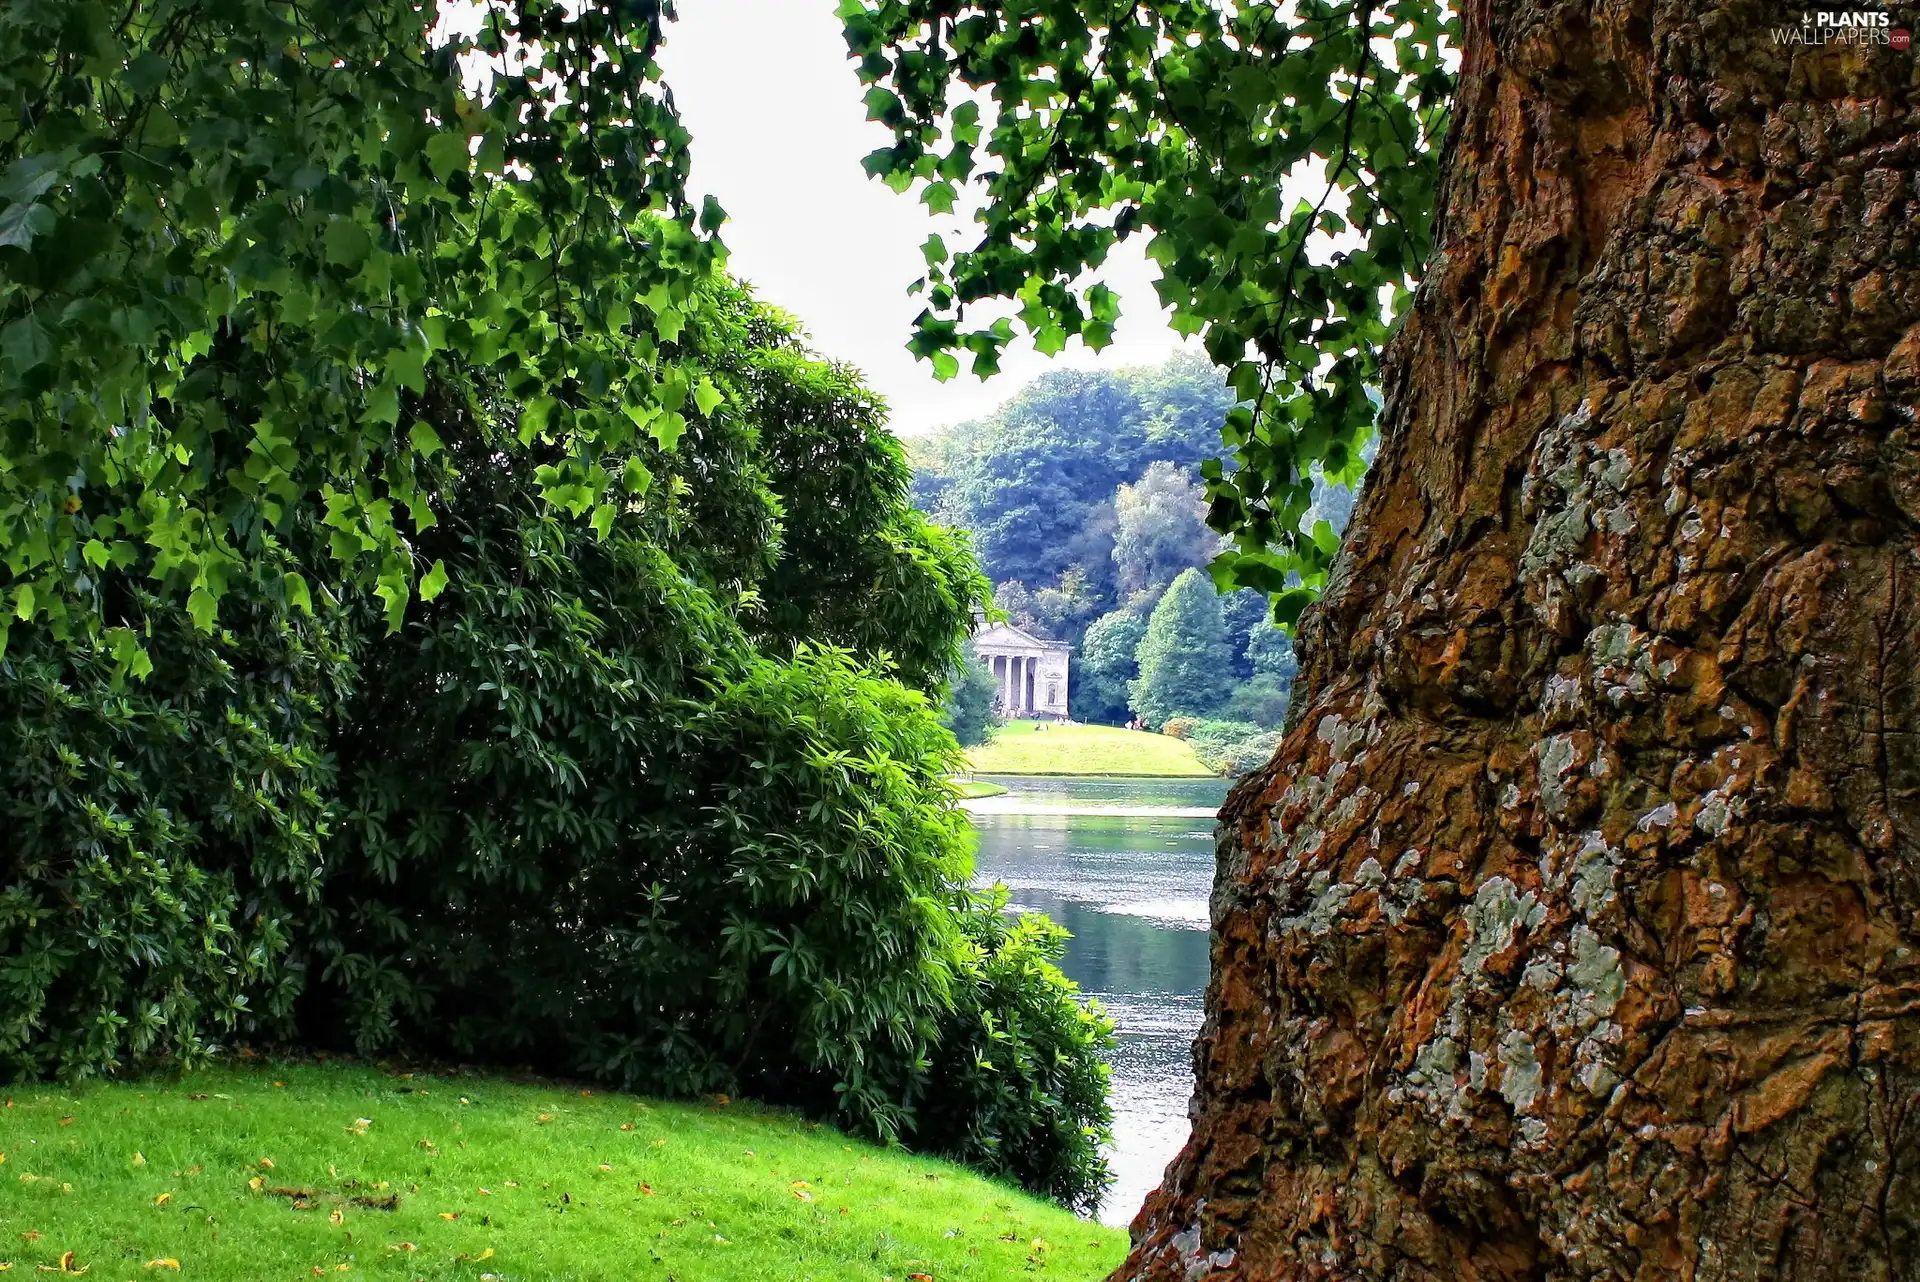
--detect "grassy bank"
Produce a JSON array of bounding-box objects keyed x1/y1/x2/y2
[
  {"x1": 0, "y1": 1062, "x2": 1126, "y2": 1282},
  {"x1": 964, "y1": 722, "x2": 1213, "y2": 777},
  {"x1": 952, "y1": 779, "x2": 1009, "y2": 799}
]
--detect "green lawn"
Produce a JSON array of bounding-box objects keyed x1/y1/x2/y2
[
  {"x1": 951, "y1": 780, "x2": 1009, "y2": 799},
  {"x1": 964, "y1": 722, "x2": 1213, "y2": 777},
  {"x1": 0, "y1": 1062, "x2": 1126, "y2": 1282}
]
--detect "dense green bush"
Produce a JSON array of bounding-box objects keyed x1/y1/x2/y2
[
  {"x1": 1224, "y1": 673, "x2": 1293, "y2": 729},
  {"x1": 0, "y1": 0, "x2": 1107, "y2": 1214},
  {"x1": 911, "y1": 890, "x2": 1114, "y2": 1213},
  {"x1": 1181, "y1": 719, "x2": 1287, "y2": 777},
  {"x1": 0, "y1": 287, "x2": 1110, "y2": 1210},
  {"x1": 0, "y1": 519, "x2": 362, "y2": 1078}
]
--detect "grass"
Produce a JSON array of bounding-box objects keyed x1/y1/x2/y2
[
  {"x1": 0, "y1": 1061, "x2": 1127, "y2": 1282},
  {"x1": 963, "y1": 722, "x2": 1213, "y2": 777},
  {"x1": 950, "y1": 780, "x2": 1008, "y2": 799}
]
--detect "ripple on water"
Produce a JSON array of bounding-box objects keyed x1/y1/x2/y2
[{"x1": 964, "y1": 774, "x2": 1225, "y2": 1226}]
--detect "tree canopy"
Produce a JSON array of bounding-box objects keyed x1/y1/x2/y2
[
  {"x1": 1130, "y1": 567, "x2": 1233, "y2": 727},
  {"x1": 843, "y1": 0, "x2": 1452, "y2": 625},
  {"x1": 911, "y1": 354, "x2": 1233, "y2": 594}
]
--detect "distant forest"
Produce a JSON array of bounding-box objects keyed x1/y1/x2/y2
[{"x1": 912, "y1": 355, "x2": 1365, "y2": 749}]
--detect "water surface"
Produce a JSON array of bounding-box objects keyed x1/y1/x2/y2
[{"x1": 965, "y1": 774, "x2": 1227, "y2": 1227}]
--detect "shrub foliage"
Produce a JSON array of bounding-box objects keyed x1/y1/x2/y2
[
  {"x1": 0, "y1": 0, "x2": 1113, "y2": 1212},
  {"x1": 0, "y1": 292, "x2": 1112, "y2": 1207}
]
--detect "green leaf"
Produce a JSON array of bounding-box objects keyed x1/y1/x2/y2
[
  {"x1": 12, "y1": 582, "x2": 34, "y2": 621},
  {"x1": 324, "y1": 218, "x2": 372, "y2": 268},
  {"x1": 2, "y1": 315, "x2": 52, "y2": 370},
  {"x1": 283, "y1": 571, "x2": 312, "y2": 614},
  {"x1": 0, "y1": 201, "x2": 55, "y2": 250},
  {"x1": 590, "y1": 502, "x2": 616, "y2": 540},
  {"x1": 0, "y1": 155, "x2": 61, "y2": 204},
  {"x1": 418, "y1": 558, "x2": 449, "y2": 601},
  {"x1": 651, "y1": 411, "x2": 687, "y2": 452},
  {"x1": 423, "y1": 131, "x2": 470, "y2": 181},
  {"x1": 1272, "y1": 587, "x2": 1316, "y2": 628},
  {"x1": 692, "y1": 378, "x2": 723, "y2": 417},
  {"x1": 187, "y1": 586, "x2": 217, "y2": 632},
  {"x1": 519, "y1": 396, "x2": 557, "y2": 444},
  {"x1": 699, "y1": 195, "x2": 727, "y2": 233},
  {"x1": 409, "y1": 421, "x2": 444, "y2": 456},
  {"x1": 921, "y1": 181, "x2": 956, "y2": 214}
]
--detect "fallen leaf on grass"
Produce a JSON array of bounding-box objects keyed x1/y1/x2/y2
[
  {"x1": 388, "y1": 1243, "x2": 416, "y2": 1253},
  {"x1": 131, "y1": 1154, "x2": 144, "y2": 1167},
  {"x1": 346, "y1": 1119, "x2": 372, "y2": 1137},
  {"x1": 477, "y1": 1188, "x2": 491, "y2": 1196},
  {"x1": 637, "y1": 1183, "x2": 654, "y2": 1196},
  {"x1": 153, "y1": 1194, "x2": 171, "y2": 1206},
  {"x1": 37, "y1": 1251, "x2": 85, "y2": 1274},
  {"x1": 248, "y1": 1178, "x2": 263, "y2": 1192},
  {"x1": 438, "y1": 1213, "x2": 459, "y2": 1222},
  {"x1": 536, "y1": 1113, "x2": 553, "y2": 1124},
  {"x1": 598, "y1": 1164, "x2": 611, "y2": 1172},
  {"x1": 57, "y1": 1118, "x2": 72, "y2": 1128},
  {"x1": 910, "y1": 1274, "x2": 935, "y2": 1281},
  {"x1": 619, "y1": 1123, "x2": 633, "y2": 1132},
  {"x1": 0, "y1": 1264, "x2": 12, "y2": 1272},
  {"x1": 454, "y1": 1250, "x2": 494, "y2": 1263},
  {"x1": 329, "y1": 1210, "x2": 343, "y2": 1226},
  {"x1": 258, "y1": 1157, "x2": 275, "y2": 1169}
]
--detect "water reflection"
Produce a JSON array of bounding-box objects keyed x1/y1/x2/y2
[{"x1": 966, "y1": 774, "x2": 1226, "y2": 1227}]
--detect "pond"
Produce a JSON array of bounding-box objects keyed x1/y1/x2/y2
[{"x1": 964, "y1": 773, "x2": 1230, "y2": 1228}]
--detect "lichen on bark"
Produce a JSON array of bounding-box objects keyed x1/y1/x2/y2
[{"x1": 1118, "y1": 1, "x2": 1920, "y2": 1277}]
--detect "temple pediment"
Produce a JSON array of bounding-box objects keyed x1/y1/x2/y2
[
  {"x1": 972, "y1": 620, "x2": 1071, "y2": 719},
  {"x1": 973, "y1": 620, "x2": 1069, "y2": 653}
]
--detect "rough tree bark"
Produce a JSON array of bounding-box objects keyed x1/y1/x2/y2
[{"x1": 1120, "y1": 1, "x2": 1920, "y2": 1277}]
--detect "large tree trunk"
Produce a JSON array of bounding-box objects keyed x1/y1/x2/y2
[{"x1": 1119, "y1": 2, "x2": 1920, "y2": 1278}]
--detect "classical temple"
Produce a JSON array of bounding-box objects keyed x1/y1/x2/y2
[{"x1": 972, "y1": 620, "x2": 1070, "y2": 720}]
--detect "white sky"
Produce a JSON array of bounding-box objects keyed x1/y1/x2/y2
[{"x1": 657, "y1": 0, "x2": 1197, "y2": 437}]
